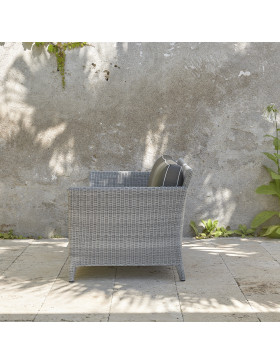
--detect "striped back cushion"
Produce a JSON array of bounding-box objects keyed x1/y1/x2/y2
[{"x1": 148, "y1": 155, "x2": 184, "y2": 187}]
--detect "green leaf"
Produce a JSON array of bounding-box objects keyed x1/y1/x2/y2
[
  {"x1": 264, "y1": 166, "x2": 277, "y2": 177},
  {"x1": 233, "y1": 230, "x2": 241, "y2": 235},
  {"x1": 270, "y1": 171, "x2": 280, "y2": 179},
  {"x1": 190, "y1": 221, "x2": 199, "y2": 236},
  {"x1": 264, "y1": 134, "x2": 275, "y2": 138},
  {"x1": 261, "y1": 225, "x2": 280, "y2": 236},
  {"x1": 266, "y1": 104, "x2": 278, "y2": 114},
  {"x1": 264, "y1": 134, "x2": 280, "y2": 150},
  {"x1": 273, "y1": 138, "x2": 280, "y2": 150},
  {"x1": 251, "y1": 210, "x2": 279, "y2": 228},
  {"x1": 213, "y1": 220, "x2": 218, "y2": 228},
  {"x1": 270, "y1": 180, "x2": 280, "y2": 196},
  {"x1": 256, "y1": 184, "x2": 275, "y2": 195},
  {"x1": 227, "y1": 230, "x2": 234, "y2": 235},
  {"x1": 196, "y1": 233, "x2": 206, "y2": 239},
  {"x1": 238, "y1": 224, "x2": 246, "y2": 232},
  {"x1": 265, "y1": 165, "x2": 280, "y2": 180},
  {"x1": 256, "y1": 182, "x2": 280, "y2": 197},
  {"x1": 263, "y1": 152, "x2": 278, "y2": 164},
  {"x1": 47, "y1": 44, "x2": 54, "y2": 53},
  {"x1": 246, "y1": 229, "x2": 255, "y2": 235}
]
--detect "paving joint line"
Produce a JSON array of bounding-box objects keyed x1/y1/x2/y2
[
  {"x1": 172, "y1": 266, "x2": 184, "y2": 322},
  {"x1": 107, "y1": 267, "x2": 117, "y2": 322},
  {"x1": 208, "y1": 240, "x2": 261, "y2": 322},
  {"x1": 260, "y1": 243, "x2": 280, "y2": 266},
  {"x1": 247, "y1": 241, "x2": 280, "y2": 322},
  {"x1": 2, "y1": 241, "x2": 31, "y2": 276},
  {"x1": 33, "y1": 253, "x2": 69, "y2": 322}
]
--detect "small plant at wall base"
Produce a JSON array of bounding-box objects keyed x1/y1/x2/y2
[
  {"x1": 34, "y1": 42, "x2": 88, "y2": 88},
  {"x1": 190, "y1": 220, "x2": 256, "y2": 239},
  {"x1": 0, "y1": 229, "x2": 44, "y2": 240},
  {"x1": 0, "y1": 230, "x2": 25, "y2": 239},
  {"x1": 233, "y1": 224, "x2": 255, "y2": 238},
  {"x1": 190, "y1": 219, "x2": 234, "y2": 239},
  {"x1": 251, "y1": 104, "x2": 280, "y2": 238}
]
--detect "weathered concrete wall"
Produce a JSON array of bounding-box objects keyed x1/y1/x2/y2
[{"x1": 0, "y1": 42, "x2": 279, "y2": 237}]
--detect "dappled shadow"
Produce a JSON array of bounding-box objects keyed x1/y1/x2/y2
[
  {"x1": 0, "y1": 238, "x2": 280, "y2": 321},
  {"x1": 2, "y1": 42, "x2": 280, "y2": 237},
  {"x1": 186, "y1": 240, "x2": 258, "y2": 257},
  {"x1": 2, "y1": 43, "x2": 280, "y2": 322}
]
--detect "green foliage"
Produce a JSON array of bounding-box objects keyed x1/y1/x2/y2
[
  {"x1": 215, "y1": 226, "x2": 235, "y2": 237},
  {"x1": 263, "y1": 152, "x2": 279, "y2": 164},
  {"x1": 189, "y1": 221, "x2": 199, "y2": 236},
  {"x1": 233, "y1": 224, "x2": 255, "y2": 238},
  {"x1": 255, "y1": 181, "x2": 280, "y2": 197},
  {"x1": 251, "y1": 104, "x2": 280, "y2": 237},
  {"x1": 0, "y1": 230, "x2": 45, "y2": 240},
  {"x1": 34, "y1": 42, "x2": 88, "y2": 88},
  {"x1": 266, "y1": 104, "x2": 278, "y2": 114},
  {"x1": 0, "y1": 230, "x2": 26, "y2": 239},
  {"x1": 47, "y1": 44, "x2": 54, "y2": 53},
  {"x1": 190, "y1": 219, "x2": 234, "y2": 239},
  {"x1": 251, "y1": 211, "x2": 279, "y2": 229},
  {"x1": 201, "y1": 219, "x2": 219, "y2": 235},
  {"x1": 35, "y1": 42, "x2": 45, "y2": 47},
  {"x1": 259, "y1": 225, "x2": 280, "y2": 238}
]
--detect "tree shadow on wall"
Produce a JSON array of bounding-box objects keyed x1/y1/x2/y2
[{"x1": 3, "y1": 42, "x2": 276, "y2": 236}]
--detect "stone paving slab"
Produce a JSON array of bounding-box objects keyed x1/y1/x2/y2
[
  {"x1": 35, "y1": 263, "x2": 115, "y2": 322},
  {"x1": 109, "y1": 266, "x2": 183, "y2": 322},
  {"x1": 260, "y1": 242, "x2": 280, "y2": 263},
  {"x1": 0, "y1": 249, "x2": 26, "y2": 274},
  {"x1": 0, "y1": 277, "x2": 55, "y2": 321},
  {"x1": 0, "y1": 240, "x2": 30, "y2": 249},
  {"x1": 178, "y1": 240, "x2": 260, "y2": 321},
  {"x1": 0, "y1": 237, "x2": 280, "y2": 321}
]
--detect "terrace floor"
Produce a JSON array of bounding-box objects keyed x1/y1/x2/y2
[{"x1": 0, "y1": 237, "x2": 280, "y2": 321}]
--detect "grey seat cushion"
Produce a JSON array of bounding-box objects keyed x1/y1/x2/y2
[{"x1": 148, "y1": 155, "x2": 184, "y2": 187}]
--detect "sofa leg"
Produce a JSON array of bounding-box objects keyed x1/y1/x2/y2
[
  {"x1": 176, "y1": 263, "x2": 185, "y2": 281},
  {"x1": 69, "y1": 263, "x2": 76, "y2": 283}
]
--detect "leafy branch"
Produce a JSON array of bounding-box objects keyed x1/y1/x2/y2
[
  {"x1": 251, "y1": 104, "x2": 280, "y2": 238},
  {"x1": 34, "y1": 42, "x2": 88, "y2": 88}
]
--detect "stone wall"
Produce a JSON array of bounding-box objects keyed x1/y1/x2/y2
[{"x1": 0, "y1": 42, "x2": 279, "y2": 237}]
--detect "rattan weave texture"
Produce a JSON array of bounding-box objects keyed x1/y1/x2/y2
[{"x1": 68, "y1": 159, "x2": 192, "y2": 282}]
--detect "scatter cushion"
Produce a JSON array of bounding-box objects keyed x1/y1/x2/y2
[{"x1": 148, "y1": 155, "x2": 184, "y2": 187}]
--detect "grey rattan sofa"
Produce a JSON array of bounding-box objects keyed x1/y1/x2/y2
[{"x1": 68, "y1": 158, "x2": 192, "y2": 282}]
